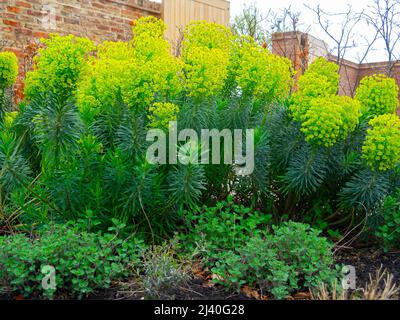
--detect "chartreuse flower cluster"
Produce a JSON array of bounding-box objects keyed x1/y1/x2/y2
[
  {"x1": 362, "y1": 114, "x2": 400, "y2": 172},
  {"x1": 297, "y1": 57, "x2": 339, "y2": 97},
  {"x1": 148, "y1": 102, "x2": 180, "y2": 130},
  {"x1": 25, "y1": 34, "x2": 95, "y2": 99},
  {"x1": 77, "y1": 56, "x2": 132, "y2": 116},
  {"x1": 182, "y1": 21, "x2": 233, "y2": 52},
  {"x1": 182, "y1": 21, "x2": 233, "y2": 98},
  {"x1": 233, "y1": 37, "x2": 293, "y2": 102},
  {"x1": 355, "y1": 74, "x2": 399, "y2": 117},
  {"x1": 183, "y1": 46, "x2": 230, "y2": 97},
  {"x1": 132, "y1": 16, "x2": 169, "y2": 61},
  {"x1": 0, "y1": 52, "x2": 18, "y2": 90},
  {"x1": 301, "y1": 96, "x2": 361, "y2": 147},
  {"x1": 3, "y1": 111, "x2": 18, "y2": 128},
  {"x1": 290, "y1": 58, "x2": 339, "y2": 122},
  {"x1": 77, "y1": 17, "x2": 183, "y2": 113}
]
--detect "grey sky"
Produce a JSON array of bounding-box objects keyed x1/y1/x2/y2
[{"x1": 230, "y1": 0, "x2": 399, "y2": 63}]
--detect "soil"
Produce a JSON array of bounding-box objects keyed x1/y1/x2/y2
[{"x1": 335, "y1": 248, "x2": 400, "y2": 289}]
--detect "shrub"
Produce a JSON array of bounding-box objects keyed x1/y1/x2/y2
[
  {"x1": 0, "y1": 223, "x2": 145, "y2": 299},
  {"x1": 362, "y1": 114, "x2": 400, "y2": 171},
  {"x1": 297, "y1": 57, "x2": 339, "y2": 96},
  {"x1": 77, "y1": 55, "x2": 132, "y2": 115},
  {"x1": 376, "y1": 190, "x2": 400, "y2": 251},
  {"x1": 178, "y1": 199, "x2": 273, "y2": 260},
  {"x1": 178, "y1": 202, "x2": 337, "y2": 299},
  {"x1": 0, "y1": 52, "x2": 18, "y2": 90},
  {"x1": 211, "y1": 222, "x2": 338, "y2": 299},
  {"x1": 183, "y1": 21, "x2": 233, "y2": 52},
  {"x1": 355, "y1": 74, "x2": 399, "y2": 117},
  {"x1": 24, "y1": 34, "x2": 95, "y2": 99},
  {"x1": 183, "y1": 46, "x2": 230, "y2": 98}
]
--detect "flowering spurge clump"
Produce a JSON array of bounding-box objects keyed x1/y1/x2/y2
[
  {"x1": 290, "y1": 58, "x2": 339, "y2": 122},
  {"x1": 362, "y1": 114, "x2": 400, "y2": 171},
  {"x1": 125, "y1": 17, "x2": 183, "y2": 107},
  {"x1": 301, "y1": 96, "x2": 361, "y2": 147},
  {"x1": 77, "y1": 17, "x2": 183, "y2": 113},
  {"x1": 0, "y1": 52, "x2": 18, "y2": 90},
  {"x1": 182, "y1": 21, "x2": 232, "y2": 98},
  {"x1": 148, "y1": 102, "x2": 179, "y2": 130},
  {"x1": 77, "y1": 51, "x2": 132, "y2": 116},
  {"x1": 355, "y1": 74, "x2": 399, "y2": 117},
  {"x1": 233, "y1": 38, "x2": 294, "y2": 103},
  {"x1": 24, "y1": 34, "x2": 95, "y2": 99}
]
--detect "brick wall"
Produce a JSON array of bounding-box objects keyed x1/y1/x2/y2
[{"x1": 0, "y1": 0, "x2": 161, "y2": 100}]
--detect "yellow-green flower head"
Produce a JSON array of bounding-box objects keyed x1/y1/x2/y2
[
  {"x1": 97, "y1": 41, "x2": 135, "y2": 60},
  {"x1": 362, "y1": 114, "x2": 400, "y2": 172},
  {"x1": 182, "y1": 21, "x2": 232, "y2": 98},
  {"x1": 132, "y1": 16, "x2": 169, "y2": 61},
  {"x1": 122, "y1": 54, "x2": 183, "y2": 108},
  {"x1": 0, "y1": 52, "x2": 18, "y2": 90},
  {"x1": 24, "y1": 34, "x2": 95, "y2": 99},
  {"x1": 234, "y1": 38, "x2": 293, "y2": 102},
  {"x1": 184, "y1": 46, "x2": 229, "y2": 97},
  {"x1": 290, "y1": 58, "x2": 339, "y2": 121},
  {"x1": 77, "y1": 57, "x2": 132, "y2": 114},
  {"x1": 301, "y1": 95, "x2": 361, "y2": 147},
  {"x1": 148, "y1": 102, "x2": 179, "y2": 130},
  {"x1": 3, "y1": 111, "x2": 18, "y2": 128},
  {"x1": 355, "y1": 74, "x2": 399, "y2": 117},
  {"x1": 77, "y1": 17, "x2": 183, "y2": 113},
  {"x1": 297, "y1": 57, "x2": 339, "y2": 97},
  {"x1": 182, "y1": 21, "x2": 233, "y2": 53}
]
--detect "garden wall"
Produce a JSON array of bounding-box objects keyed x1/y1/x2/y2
[{"x1": 1, "y1": 0, "x2": 162, "y2": 100}]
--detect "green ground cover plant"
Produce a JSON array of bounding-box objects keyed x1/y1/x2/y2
[
  {"x1": 178, "y1": 202, "x2": 338, "y2": 299},
  {"x1": 0, "y1": 222, "x2": 145, "y2": 299}
]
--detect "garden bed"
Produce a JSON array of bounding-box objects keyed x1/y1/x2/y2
[{"x1": 1, "y1": 17, "x2": 399, "y2": 301}]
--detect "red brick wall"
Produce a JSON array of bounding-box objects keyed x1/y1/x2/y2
[
  {"x1": 0, "y1": 0, "x2": 161, "y2": 101},
  {"x1": 330, "y1": 56, "x2": 400, "y2": 102}
]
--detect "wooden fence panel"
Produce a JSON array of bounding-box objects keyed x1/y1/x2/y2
[{"x1": 162, "y1": 0, "x2": 230, "y2": 54}]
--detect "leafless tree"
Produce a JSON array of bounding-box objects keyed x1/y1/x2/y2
[
  {"x1": 363, "y1": 0, "x2": 400, "y2": 76},
  {"x1": 306, "y1": 4, "x2": 364, "y2": 73},
  {"x1": 270, "y1": 6, "x2": 306, "y2": 33},
  {"x1": 231, "y1": 2, "x2": 271, "y2": 45}
]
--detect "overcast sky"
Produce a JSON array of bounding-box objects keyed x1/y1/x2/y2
[{"x1": 230, "y1": 0, "x2": 399, "y2": 63}]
